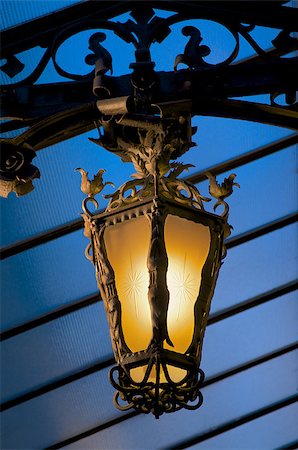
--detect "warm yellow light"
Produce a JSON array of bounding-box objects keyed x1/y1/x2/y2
[
  {"x1": 164, "y1": 215, "x2": 211, "y2": 354},
  {"x1": 104, "y1": 216, "x2": 152, "y2": 353},
  {"x1": 130, "y1": 362, "x2": 187, "y2": 384},
  {"x1": 104, "y1": 212, "x2": 211, "y2": 384}
]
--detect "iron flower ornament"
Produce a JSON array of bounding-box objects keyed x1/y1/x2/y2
[{"x1": 0, "y1": 142, "x2": 40, "y2": 198}]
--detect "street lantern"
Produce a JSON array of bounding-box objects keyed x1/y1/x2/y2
[
  {"x1": 78, "y1": 109, "x2": 238, "y2": 418},
  {"x1": 0, "y1": 0, "x2": 295, "y2": 428}
]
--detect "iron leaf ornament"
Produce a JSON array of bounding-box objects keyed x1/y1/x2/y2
[
  {"x1": 85, "y1": 32, "x2": 113, "y2": 76},
  {"x1": 90, "y1": 113, "x2": 197, "y2": 180},
  {"x1": 174, "y1": 26, "x2": 211, "y2": 71}
]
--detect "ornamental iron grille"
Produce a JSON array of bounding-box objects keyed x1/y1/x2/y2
[
  {"x1": 1, "y1": 0, "x2": 297, "y2": 418},
  {"x1": 1, "y1": 1, "x2": 297, "y2": 196}
]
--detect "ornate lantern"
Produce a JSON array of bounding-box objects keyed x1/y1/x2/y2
[{"x1": 78, "y1": 107, "x2": 238, "y2": 418}]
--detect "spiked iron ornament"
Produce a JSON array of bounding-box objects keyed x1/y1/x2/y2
[{"x1": 77, "y1": 110, "x2": 238, "y2": 418}]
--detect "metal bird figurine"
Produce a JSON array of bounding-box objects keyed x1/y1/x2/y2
[
  {"x1": 76, "y1": 168, "x2": 114, "y2": 198},
  {"x1": 205, "y1": 172, "x2": 239, "y2": 243},
  {"x1": 206, "y1": 172, "x2": 240, "y2": 202},
  {"x1": 206, "y1": 172, "x2": 240, "y2": 219}
]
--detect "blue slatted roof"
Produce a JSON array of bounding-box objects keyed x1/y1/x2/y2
[{"x1": 1, "y1": 1, "x2": 297, "y2": 449}]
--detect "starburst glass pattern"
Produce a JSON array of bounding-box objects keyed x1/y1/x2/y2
[
  {"x1": 168, "y1": 253, "x2": 198, "y2": 321},
  {"x1": 123, "y1": 255, "x2": 147, "y2": 318},
  {"x1": 104, "y1": 215, "x2": 152, "y2": 353},
  {"x1": 164, "y1": 214, "x2": 211, "y2": 354}
]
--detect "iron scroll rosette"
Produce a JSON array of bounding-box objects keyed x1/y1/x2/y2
[{"x1": 85, "y1": 195, "x2": 225, "y2": 418}]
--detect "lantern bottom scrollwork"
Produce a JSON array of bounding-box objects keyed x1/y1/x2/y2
[{"x1": 109, "y1": 350, "x2": 205, "y2": 419}]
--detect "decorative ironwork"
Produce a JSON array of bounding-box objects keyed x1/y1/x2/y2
[
  {"x1": 90, "y1": 112, "x2": 197, "y2": 175},
  {"x1": 104, "y1": 177, "x2": 153, "y2": 212},
  {"x1": 109, "y1": 358, "x2": 205, "y2": 418},
  {"x1": 100, "y1": 170, "x2": 211, "y2": 214},
  {"x1": 0, "y1": 6, "x2": 171, "y2": 88},
  {"x1": 79, "y1": 184, "x2": 227, "y2": 417},
  {"x1": 2, "y1": 4, "x2": 297, "y2": 89},
  {"x1": 76, "y1": 168, "x2": 114, "y2": 198},
  {"x1": 147, "y1": 199, "x2": 173, "y2": 349},
  {"x1": 206, "y1": 172, "x2": 240, "y2": 220},
  {"x1": 92, "y1": 224, "x2": 132, "y2": 359},
  {"x1": 1, "y1": 2, "x2": 297, "y2": 187},
  {"x1": 86, "y1": 109, "x2": 215, "y2": 212},
  {"x1": 160, "y1": 165, "x2": 210, "y2": 210},
  {"x1": 174, "y1": 26, "x2": 212, "y2": 71},
  {"x1": 85, "y1": 32, "x2": 113, "y2": 76},
  {"x1": 0, "y1": 141, "x2": 40, "y2": 198},
  {"x1": 76, "y1": 168, "x2": 114, "y2": 260},
  {"x1": 77, "y1": 116, "x2": 236, "y2": 415}
]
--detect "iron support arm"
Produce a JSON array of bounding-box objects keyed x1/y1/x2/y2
[{"x1": 2, "y1": 57, "x2": 297, "y2": 126}]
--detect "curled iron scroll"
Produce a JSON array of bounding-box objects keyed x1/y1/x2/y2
[{"x1": 2, "y1": 8, "x2": 297, "y2": 87}]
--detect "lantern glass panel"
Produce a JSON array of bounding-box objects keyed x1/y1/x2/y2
[
  {"x1": 104, "y1": 215, "x2": 151, "y2": 353},
  {"x1": 164, "y1": 214, "x2": 211, "y2": 354},
  {"x1": 103, "y1": 205, "x2": 215, "y2": 386},
  {"x1": 129, "y1": 365, "x2": 188, "y2": 384}
]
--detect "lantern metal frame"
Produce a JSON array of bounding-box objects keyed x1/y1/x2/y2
[
  {"x1": 86, "y1": 196, "x2": 225, "y2": 418},
  {"x1": 78, "y1": 105, "x2": 237, "y2": 417}
]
